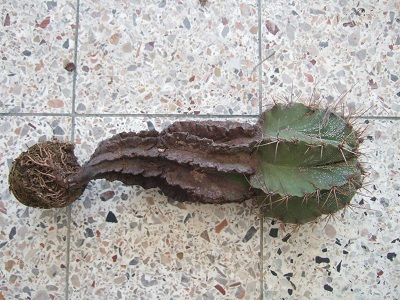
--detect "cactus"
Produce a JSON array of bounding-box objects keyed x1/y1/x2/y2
[
  {"x1": 251, "y1": 103, "x2": 363, "y2": 224},
  {"x1": 8, "y1": 102, "x2": 364, "y2": 225}
]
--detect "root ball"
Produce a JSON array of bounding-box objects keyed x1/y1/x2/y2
[{"x1": 9, "y1": 140, "x2": 85, "y2": 208}]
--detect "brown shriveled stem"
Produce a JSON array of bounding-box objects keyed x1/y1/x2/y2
[{"x1": 9, "y1": 121, "x2": 263, "y2": 208}]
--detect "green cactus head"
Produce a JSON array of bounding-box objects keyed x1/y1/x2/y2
[{"x1": 250, "y1": 103, "x2": 364, "y2": 224}]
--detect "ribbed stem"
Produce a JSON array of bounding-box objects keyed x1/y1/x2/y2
[{"x1": 68, "y1": 121, "x2": 262, "y2": 203}]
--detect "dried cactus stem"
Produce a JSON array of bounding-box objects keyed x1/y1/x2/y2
[{"x1": 68, "y1": 122, "x2": 261, "y2": 204}]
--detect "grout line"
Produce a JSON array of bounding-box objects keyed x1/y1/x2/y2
[
  {"x1": 69, "y1": 113, "x2": 260, "y2": 119},
  {"x1": 353, "y1": 116, "x2": 400, "y2": 120},
  {"x1": 71, "y1": 0, "x2": 81, "y2": 118},
  {"x1": 259, "y1": 206, "x2": 264, "y2": 300},
  {"x1": 257, "y1": 0, "x2": 264, "y2": 298},
  {"x1": 65, "y1": 0, "x2": 81, "y2": 299},
  {"x1": 257, "y1": 0, "x2": 263, "y2": 116},
  {"x1": 65, "y1": 206, "x2": 72, "y2": 300},
  {"x1": 0, "y1": 112, "x2": 261, "y2": 119},
  {"x1": 1, "y1": 112, "x2": 400, "y2": 121},
  {"x1": 0, "y1": 113, "x2": 73, "y2": 117}
]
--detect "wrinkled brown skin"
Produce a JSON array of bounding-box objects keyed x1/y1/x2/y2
[
  {"x1": 9, "y1": 141, "x2": 86, "y2": 208},
  {"x1": 9, "y1": 121, "x2": 264, "y2": 209}
]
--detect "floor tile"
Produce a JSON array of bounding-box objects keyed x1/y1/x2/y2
[
  {"x1": 0, "y1": 116, "x2": 72, "y2": 299},
  {"x1": 1, "y1": 1, "x2": 77, "y2": 113},
  {"x1": 75, "y1": 0, "x2": 260, "y2": 115},
  {"x1": 260, "y1": 0, "x2": 400, "y2": 117}
]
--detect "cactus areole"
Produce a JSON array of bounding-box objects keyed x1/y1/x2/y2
[{"x1": 9, "y1": 103, "x2": 364, "y2": 225}]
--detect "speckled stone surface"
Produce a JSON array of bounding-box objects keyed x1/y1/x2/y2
[
  {"x1": 0, "y1": 117, "x2": 72, "y2": 299},
  {"x1": 261, "y1": 0, "x2": 400, "y2": 116},
  {"x1": 75, "y1": 0, "x2": 260, "y2": 115},
  {"x1": 1, "y1": 1, "x2": 77, "y2": 113},
  {"x1": 1, "y1": 0, "x2": 399, "y2": 299}
]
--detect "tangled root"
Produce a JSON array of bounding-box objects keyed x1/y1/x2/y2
[{"x1": 9, "y1": 140, "x2": 85, "y2": 208}]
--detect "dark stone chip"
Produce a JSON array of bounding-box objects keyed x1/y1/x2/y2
[
  {"x1": 183, "y1": 213, "x2": 191, "y2": 224},
  {"x1": 106, "y1": 211, "x2": 118, "y2": 223},
  {"x1": 242, "y1": 226, "x2": 257, "y2": 243},
  {"x1": 85, "y1": 228, "x2": 94, "y2": 238},
  {"x1": 336, "y1": 260, "x2": 342, "y2": 272},
  {"x1": 269, "y1": 228, "x2": 278, "y2": 238},
  {"x1": 315, "y1": 256, "x2": 330, "y2": 264},
  {"x1": 22, "y1": 50, "x2": 31, "y2": 56},
  {"x1": 324, "y1": 284, "x2": 333, "y2": 292},
  {"x1": 129, "y1": 257, "x2": 139, "y2": 265},
  {"x1": 387, "y1": 252, "x2": 397, "y2": 261},
  {"x1": 147, "y1": 121, "x2": 155, "y2": 131},
  {"x1": 282, "y1": 233, "x2": 291, "y2": 242},
  {"x1": 64, "y1": 62, "x2": 75, "y2": 72},
  {"x1": 62, "y1": 39, "x2": 69, "y2": 49},
  {"x1": 9, "y1": 227, "x2": 16, "y2": 240}
]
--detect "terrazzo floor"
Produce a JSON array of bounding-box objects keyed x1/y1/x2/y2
[{"x1": 1, "y1": 0, "x2": 399, "y2": 299}]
